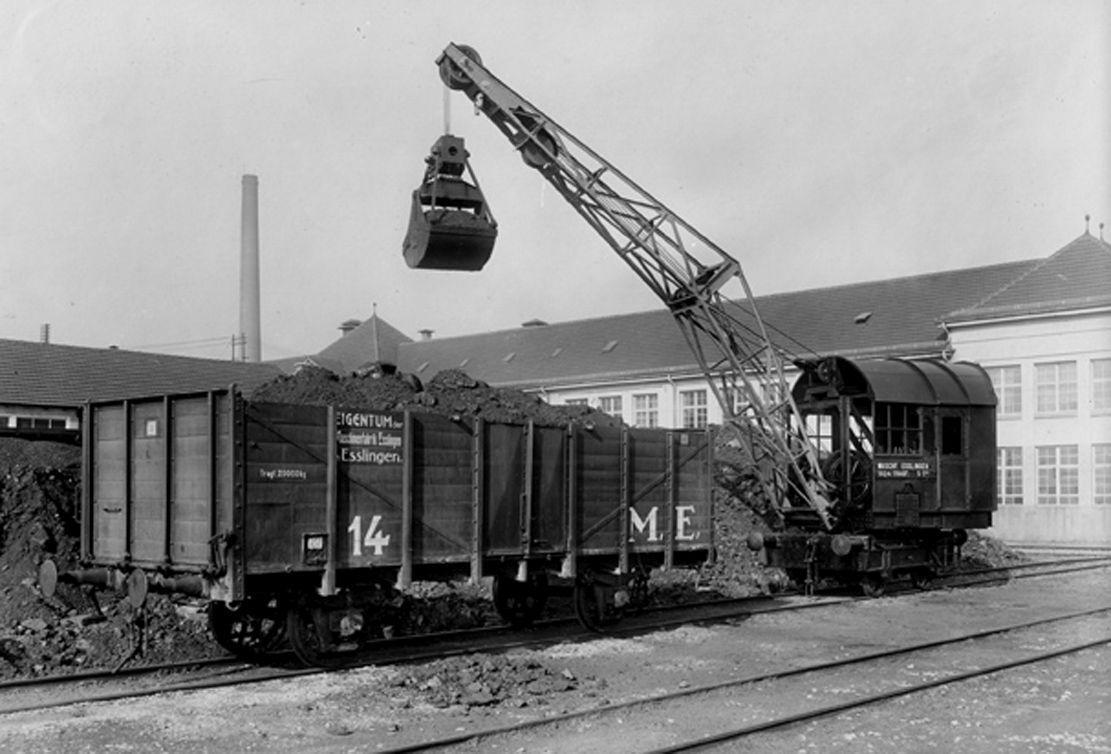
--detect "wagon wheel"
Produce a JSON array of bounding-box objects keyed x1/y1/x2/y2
[
  {"x1": 909, "y1": 568, "x2": 934, "y2": 590},
  {"x1": 493, "y1": 571, "x2": 549, "y2": 628},
  {"x1": 627, "y1": 566, "x2": 651, "y2": 612},
  {"x1": 860, "y1": 575, "x2": 886, "y2": 598},
  {"x1": 573, "y1": 574, "x2": 626, "y2": 633},
  {"x1": 208, "y1": 600, "x2": 285, "y2": 661},
  {"x1": 286, "y1": 603, "x2": 358, "y2": 669},
  {"x1": 823, "y1": 449, "x2": 872, "y2": 507}
]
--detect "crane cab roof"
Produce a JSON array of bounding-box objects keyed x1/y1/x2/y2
[{"x1": 793, "y1": 356, "x2": 997, "y2": 407}]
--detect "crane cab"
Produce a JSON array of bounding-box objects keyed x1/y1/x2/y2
[
  {"x1": 753, "y1": 356, "x2": 998, "y2": 594},
  {"x1": 402, "y1": 134, "x2": 497, "y2": 271}
]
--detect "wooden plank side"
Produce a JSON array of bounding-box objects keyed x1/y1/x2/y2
[
  {"x1": 672, "y1": 430, "x2": 713, "y2": 553},
  {"x1": 483, "y1": 422, "x2": 525, "y2": 553},
  {"x1": 242, "y1": 403, "x2": 328, "y2": 573},
  {"x1": 170, "y1": 397, "x2": 216, "y2": 565},
  {"x1": 129, "y1": 401, "x2": 168, "y2": 564},
  {"x1": 411, "y1": 414, "x2": 472, "y2": 562},
  {"x1": 335, "y1": 408, "x2": 405, "y2": 570},
  {"x1": 213, "y1": 393, "x2": 234, "y2": 538},
  {"x1": 575, "y1": 426, "x2": 623, "y2": 552},
  {"x1": 91, "y1": 405, "x2": 127, "y2": 561},
  {"x1": 531, "y1": 426, "x2": 567, "y2": 554},
  {"x1": 627, "y1": 428, "x2": 669, "y2": 552}
]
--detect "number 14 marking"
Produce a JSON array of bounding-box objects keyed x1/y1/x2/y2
[{"x1": 347, "y1": 514, "x2": 391, "y2": 557}]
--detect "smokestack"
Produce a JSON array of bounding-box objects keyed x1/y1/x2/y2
[
  {"x1": 40, "y1": 323, "x2": 50, "y2": 344},
  {"x1": 239, "y1": 175, "x2": 262, "y2": 362}
]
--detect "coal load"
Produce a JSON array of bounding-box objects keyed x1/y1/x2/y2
[{"x1": 249, "y1": 366, "x2": 623, "y2": 428}]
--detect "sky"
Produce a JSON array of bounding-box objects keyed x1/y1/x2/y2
[{"x1": 0, "y1": 0, "x2": 1107, "y2": 361}]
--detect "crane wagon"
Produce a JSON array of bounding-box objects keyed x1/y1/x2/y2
[{"x1": 407, "y1": 44, "x2": 997, "y2": 595}]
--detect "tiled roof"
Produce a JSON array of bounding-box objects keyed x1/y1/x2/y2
[
  {"x1": 394, "y1": 258, "x2": 1036, "y2": 388},
  {"x1": 946, "y1": 233, "x2": 1111, "y2": 322},
  {"x1": 314, "y1": 314, "x2": 413, "y2": 370},
  {"x1": 267, "y1": 314, "x2": 415, "y2": 375},
  {"x1": 0, "y1": 339, "x2": 283, "y2": 407}
]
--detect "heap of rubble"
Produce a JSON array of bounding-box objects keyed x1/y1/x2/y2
[
  {"x1": 385, "y1": 653, "x2": 605, "y2": 711},
  {"x1": 0, "y1": 439, "x2": 218, "y2": 678}
]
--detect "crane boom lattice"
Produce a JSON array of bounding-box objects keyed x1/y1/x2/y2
[{"x1": 436, "y1": 44, "x2": 831, "y2": 526}]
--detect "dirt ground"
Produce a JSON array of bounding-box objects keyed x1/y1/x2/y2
[{"x1": 0, "y1": 568, "x2": 1106, "y2": 753}]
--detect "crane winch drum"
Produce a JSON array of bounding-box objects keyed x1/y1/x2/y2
[{"x1": 403, "y1": 133, "x2": 497, "y2": 271}]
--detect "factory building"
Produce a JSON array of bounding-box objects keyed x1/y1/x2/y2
[
  {"x1": 354, "y1": 227, "x2": 1106, "y2": 547},
  {"x1": 1, "y1": 227, "x2": 1106, "y2": 547}
]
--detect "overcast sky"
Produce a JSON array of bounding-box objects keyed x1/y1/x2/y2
[{"x1": 1, "y1": 1, "x2": 1107, "y2": 360}]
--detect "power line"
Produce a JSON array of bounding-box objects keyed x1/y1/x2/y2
[{"x1": 127, "y1": 336, "x2": 233, "y2": 350}]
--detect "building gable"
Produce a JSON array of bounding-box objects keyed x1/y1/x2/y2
[{"x1": 946, "y1": 232, "x2": 1111, "y2": 322}]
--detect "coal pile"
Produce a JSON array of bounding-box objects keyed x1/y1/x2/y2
[
  {"x1": 698, "y1": 489, "x2": 786, "y2": 597},
  {"x1": 961, "y1": 530, "x2": 1030, "y2": 568},
  {"x1": 0, "y1": 439, "x2": 217, "y2": 678},
  {"x1": 386, "y1": 653, "x2": 605, "y2": 711},
  {"x1": 249, "y1": 366, "x2": 623, "y2": 428}
]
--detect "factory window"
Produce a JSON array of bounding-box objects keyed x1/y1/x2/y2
[
  {"x1": 1092, "y1": 359, "x2": 1111, "y2": 414},
  {"x1": 1035, "y1": 361, "x2": 1077, "y2": 415},
  {"x1": 598, "y1": 395, "x2": 623, "y2": 420},
  {"x1": 1036, "y1": 445, "x2": 1079, "y2": 505},
  {"x1": 0, "y1": 415, "x2": 12, "y2": 428},
  {"x1": 985, "y1": 365, "x2": 1022, "y2": 417},
  {"x1": 564, "y1": 398, "x2": 588, "y2": 407},
  {"x1": 731, "y1": 381, "x2": 783, "y2": 416},
  {"x1": 997, "y1": 447, "x2": 1023, "y2": 505},
  {"x1": 633, "y1": 394, "x2": 659, "y2": 428},
  {"x1": 874, "y1": 404, "x2": 921, "y2": 456},
  {"x1": 14, "y1": 417, "x2": 66, "y2": 430},
  {"x1": 762, "y1": 380, "x2": 785, "y2": 411},
  {"x1": 1095, "y1": 445, "x2": 1111, "y2": 505},
  {"x1": 680, "y1": 389, "x2": 708, "y2": 429}
]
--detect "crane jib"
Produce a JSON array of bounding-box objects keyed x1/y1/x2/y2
[{"x1": 417, "y1": 43, "x2": 833, "y2": 528}]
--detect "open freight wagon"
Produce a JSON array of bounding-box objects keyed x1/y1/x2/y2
[{"x1": 46, "y1": 389, "x2": 714, "y2": 664}]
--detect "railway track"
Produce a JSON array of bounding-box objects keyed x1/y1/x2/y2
[
  {"x1": 388, "y1": 604, "x2": 1111, "y2": 753},
  {"x1": 2, "y1": 556, "x2": 1108, "y2": 716}
]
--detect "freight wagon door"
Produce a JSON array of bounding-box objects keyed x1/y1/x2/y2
[
  {"x1": 483, "y1": 422, "x2": 566, "y2": 556},
  {"x1": 668, "y1": 430, "x2": 713, "y2": 559},
  {"x1": 574, "y1": 425, "x2": 624, "y2": 554},
  {"x1": 334, "y1": 409, "x2": 406, "y2": 570},
  {"x1": 241, "y1": 403, "x2": 330, "y2": 573},
  {"x1": 407, "y1": 414, "x2": 473, "y2": 564},
  {"x1": 627, "y1": 428, "x2": 713, "y2": 561}
]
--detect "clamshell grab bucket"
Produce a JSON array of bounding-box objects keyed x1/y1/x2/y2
[{"x1": 403, "y1": 134, "x2": 497, "y2": 271}]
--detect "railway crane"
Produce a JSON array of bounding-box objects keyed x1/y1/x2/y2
[{"x1": 409, "y1": 43, "x2": 834, "y2": 533}]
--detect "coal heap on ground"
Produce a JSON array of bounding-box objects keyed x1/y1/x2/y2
[
  {"x1": 249, "y1": 366, "x2": 623, "y2": 428},
  {"x1": 0, "y1": 439, "x2": 215, "y2": 678}
]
